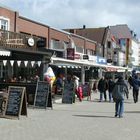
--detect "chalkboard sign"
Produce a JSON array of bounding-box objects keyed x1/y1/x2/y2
[
  {"x1": 34, "y1": 81, "x2": 52, "y2": 109},
  {"x1": 5, "y1": 86, "x2": 27, "y2": 119},
  {"x1": 62, "y1": 81, "x2": 74, "y2": 104}
]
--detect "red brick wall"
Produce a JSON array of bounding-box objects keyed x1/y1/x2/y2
[
  {"x1": 85, "y1": 40, "x2": 96, "y2": 50},
  {"x1": 17, "y1": 17, "x2": 49, "y2": 48},
  {"x1": 71, "y1": 35, "x2": 85, "y2": 47},
  {"x1": 17, "y1": 17, "x2": 48, "y2": 37},
  {"x1": 0, "y1": 7, "x2": 96, "y2": 51},
  {"x1": 50, "y1": 28, "x2": 69, "y2": 42},
  {"x1": 0, "y1": 7, "x2": 16, "y2": 31}
]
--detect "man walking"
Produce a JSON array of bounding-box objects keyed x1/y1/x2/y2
[
  {"x1": 128, "y1": 70, "x2": 140, "y2": 103},
  {"x1": 112, "y1": 76, "x2": 129, "y2": 118},
  {"x1": 98, "y1": 76, "x2": 108, "y2": 102}
]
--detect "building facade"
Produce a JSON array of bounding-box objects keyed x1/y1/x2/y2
[
  {"x1": 0, "y1": 6, "x2": 97, "y2": 82},
  {"x1": 65, "y1": 24, "x2": 134, "y2": 68}
]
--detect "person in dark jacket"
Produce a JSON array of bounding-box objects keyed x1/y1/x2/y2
[
  {"x1": 131, "y1": 74, "x2": 140, "y2": 103},
  {"x1": 98, "y1": 76, "x2": 108, "y2": 102},
  {"x1": 108, "y1": 78, "x2": 115, "y2": 102},
  {"x1": 128, "y1": 70, "x2": 140, "y2": 103},
  {"x1": 112, "y1": 76, "x2": 129, "y2": 118}
]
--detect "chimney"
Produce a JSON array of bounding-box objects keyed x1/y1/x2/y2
[
  {"x1": 83, "y1": 25, "x2": 86, "y2": 29},
  {"x1": 134, "y1": 33, "x2": 137, "y2": 38}
]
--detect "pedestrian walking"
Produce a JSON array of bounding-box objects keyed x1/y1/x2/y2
[
  {"x1": 55, "y1": 74, "x2": 63, "y2": 95},
  {"x1": 73, "y1": 75, "x2": 83, "y2": 101},
  {"x1": 128, "y1": 70, "x2": 140, "y2": 103},
  {"x1": 98, "y1": 76, "x2": 108, "y2": 102},
  {"x1": 112, "y1": 76, "x2": 129, "y2": 118},
  {"x1": 108, "y1": 77, "x2": 115, "y2": 102}
]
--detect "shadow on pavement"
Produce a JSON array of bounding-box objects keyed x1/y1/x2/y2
[
  {"x1": 73, "y1": 114, "x2": 115, "y2": 118},
  {"x1": 124, "y1": 101, "x2": 134, "y2": 104},
  {"x1": 125, "y1": 111, "x2": 140, "y2": 114}
]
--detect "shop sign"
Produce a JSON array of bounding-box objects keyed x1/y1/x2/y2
[
  {"x1": 6, "y1": 39, "x2": 24, "y2": 45},
  {"x1": 83, "y1": 54, "x2": 89, "y2": 60},
  {"x1": 67, "y1": 48, "x2": 75, "y2": 60},
  {"x1": 107, "y1": 59, "x2": 112, "y2": 63},
  {"x1": 74, "y1": 53, "x2": 81, "y2": 60},
  {"x1": 27, "y1": 37, "x2": 35, "y2": 47},
  {"x1": 88, "y1": 55, "x2": 97, "y2": 63},
  {"x1": 97, "y1": 56, "x2": 107, "y2": 64}
]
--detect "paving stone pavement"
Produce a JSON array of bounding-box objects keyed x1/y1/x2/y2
[{"x1": 0, "y1": 89, "x2": 140, "y2": 140}]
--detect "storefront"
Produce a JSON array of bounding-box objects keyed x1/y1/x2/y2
[
  {"x1": 0, "y1": 30, "x2": 53, "y2": 105},
  {"x1": 51, "y1": 56, "x2": 127, "y2": 83}
]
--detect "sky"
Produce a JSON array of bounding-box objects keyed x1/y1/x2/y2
[{"x1": 1, "y1": 0, "x2": 140, "y2": 39}]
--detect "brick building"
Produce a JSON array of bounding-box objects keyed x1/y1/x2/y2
[{"x1": 0, "y1": 5, "x2": 98, "y2": 84}]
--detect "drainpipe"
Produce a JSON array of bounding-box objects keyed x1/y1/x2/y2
[
  {"x1": 14, "y1": 12, "x2": 17, "y2": 32},
  {"x1": 48, "y1": 27, "x2": 50, "y2": 49},
  {"x1": 81, "y1": 65, "x2": 85, "y2": 84}
]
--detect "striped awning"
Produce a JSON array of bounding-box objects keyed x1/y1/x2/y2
[
  {"x1": 106, "y1": 67, "x2": 117, "y2": 72},
  {"x1": 51, "y1": 63, "x2": 81, "y2": 69},
  {"x1": 0, "y1": 49, "x2": 11, "y2": 56}
]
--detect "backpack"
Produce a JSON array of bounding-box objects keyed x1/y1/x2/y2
[{"x1": 112, "y1": 84, "x2": 124, "y2": 101}]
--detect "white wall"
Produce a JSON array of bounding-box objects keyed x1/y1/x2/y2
[
  {"x1": 118, "y1": 52, "x2": 126, "y2": 66},
  {"x1": 131, "y1": 39, "x2": 140, "y2": 66}
]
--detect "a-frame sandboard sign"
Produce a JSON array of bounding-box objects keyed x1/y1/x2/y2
[
  {"x1": 4, "y1": 86, "x2": 27, "y2": 119},
  {"x1": 34, "y1": 81, "x2": 53, "y2": 109}
]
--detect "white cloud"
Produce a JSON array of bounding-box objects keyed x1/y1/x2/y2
[{"x1": 1, "y1": 0, "x2": 140, "y2": 38}]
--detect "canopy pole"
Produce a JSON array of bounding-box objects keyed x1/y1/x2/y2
[
  {"x1": 98, "y1": 68, "x2": 103, "y2": 78},
  {"x1": 81, "y1": 66, "x2": 85, "y2": 84}
]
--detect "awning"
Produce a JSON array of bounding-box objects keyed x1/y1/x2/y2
[
  {"x1": 50, "y1": 63, "x2": 81, "y2": 68},
  {"x1": 0, "y1": 49, "x2": 11, "y2": 56},
  {"x1": 51, "y1": 57, "x2": 128, "y2": 70},
  {"x1": 106, "y1": 67, "x2": 118, "y2": 72}
]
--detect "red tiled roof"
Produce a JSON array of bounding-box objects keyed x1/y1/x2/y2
[{"x1": 75, "y1": 27, "x2": 106, "y2": 44}]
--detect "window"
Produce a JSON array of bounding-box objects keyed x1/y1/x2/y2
[
  {"x1": 50, "y1": 39, "x2": 65, "y2": 50},
  {"x1": 75, "y1": 45, "x2": 84, "y2": 53},
  {"x1": 86, "y1": 49, "x2": 95, "y2": 55},
  {"x1": 107, "y1": 41, "x2": 111, "y2": 49},
  {"x1": 0, "y1": 17, "x2": 9, "y2": 30},
  {"x1": 119, "y1": 39, "x2": 126, "y2": 52},
  {"x1": 1, "y1": 20, "x2": 8, "y2": 30}
]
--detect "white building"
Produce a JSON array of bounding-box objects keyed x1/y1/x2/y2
[{"x1": 131, "y1": 39, "x2": 140, "y2": 66}]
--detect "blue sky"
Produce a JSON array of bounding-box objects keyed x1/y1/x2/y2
[{"x1": 1, "y1": 0, "x2": 140, "y2": 39}]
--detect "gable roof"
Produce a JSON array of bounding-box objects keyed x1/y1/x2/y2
[
  {"x1": 74, "y1": 27, "x2": 107, "y2": 44},
  {"x1": 110, "y1": 24, "x2": 132, "y2": 39}
]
